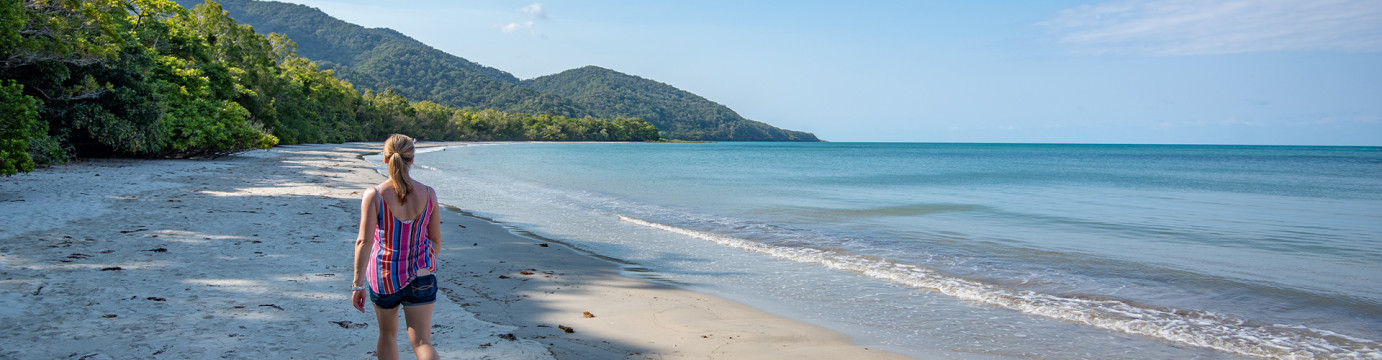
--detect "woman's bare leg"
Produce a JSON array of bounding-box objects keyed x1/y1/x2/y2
[
  {"x1": 403, "y1": 303, "x2": 439, "y2": 360},
  {"x1": 375, "y1": 306, "x2": 401, "y2": 360}
]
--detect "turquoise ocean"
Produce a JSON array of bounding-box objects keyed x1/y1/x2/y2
[{"x1": 397, "y1": 143, "x2": 1381, "y2": 359}]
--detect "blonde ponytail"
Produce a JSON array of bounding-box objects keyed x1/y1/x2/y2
[{"x1": 383, "y1": 134, "x2": 416, "y2": 204}]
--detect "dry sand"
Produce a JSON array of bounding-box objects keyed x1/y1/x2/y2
[{"x1": 0, "y1": 143, "x2": 909, "y2": 359}]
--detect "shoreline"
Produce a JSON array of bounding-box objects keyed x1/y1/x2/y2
[
  {"x1": 432, "y1": 201, "x2": 907, "y2": 359},
  {"x1": 0, "y1": 143, "x2": 909, "y2": 359}
]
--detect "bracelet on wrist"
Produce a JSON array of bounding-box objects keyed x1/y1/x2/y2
[{"x1": 351, "y1": 286, "x2": 365, "y2": 291}]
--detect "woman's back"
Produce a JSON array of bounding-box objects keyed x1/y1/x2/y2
[
  {"x1": 369, "y1": 181, "x2": 436, "y2": 295},
  {"x1": 375, "y1": 181, "x2": 430, "y2": 222}
]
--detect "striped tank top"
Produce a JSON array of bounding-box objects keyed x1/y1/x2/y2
[{"x1": 366, "y1": 185, "x2": 436, "y2": 295}]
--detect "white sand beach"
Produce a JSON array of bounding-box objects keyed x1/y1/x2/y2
[{"x1": 0, "y1": 143, "x2": 908, "y2": 359}]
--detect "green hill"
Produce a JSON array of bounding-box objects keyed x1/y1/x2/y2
[
  {"x1": 178, "y1": 0, "x2": 819, "y2": 141},
  {"x1": 172, "y1": 0, "x2": 589, "y2": 117},
  {"x1": 523, "y1": 66, "x2": 818, "y2": 141}
]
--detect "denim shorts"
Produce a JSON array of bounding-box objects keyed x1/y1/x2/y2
[{"x1": 369, "y1": 275, "x2": 438, "y2": 309}]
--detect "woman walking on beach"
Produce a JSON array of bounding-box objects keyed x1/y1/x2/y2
[{"x1": 352, "y1": 134, "x2": 442, "y2": 360}]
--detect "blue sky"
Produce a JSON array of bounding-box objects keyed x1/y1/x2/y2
[{"x1": 275, "y1": 0, "x2": 1381, "y2": 145}]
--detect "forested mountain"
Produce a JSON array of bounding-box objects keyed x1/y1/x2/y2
[
  {"x1": 176, "y1": 0, "x2": 819, "y2": 142},
  {"x1": 170, "y1": 0, "x2": 590, "y2": 117},
  {"x1": 1, "y1": 0, "x2": 658, "y2": 175},
  {"x1": 523, "y1": 66, "x2": 819, "y2": 141}
]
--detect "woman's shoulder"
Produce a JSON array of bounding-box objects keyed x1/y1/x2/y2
[
  {"x1": 363, "y1": 183, "x2": 387, "y2": 198},
  {"x1": 412, "y1": 181, "x2": 435, "y2": 202}
]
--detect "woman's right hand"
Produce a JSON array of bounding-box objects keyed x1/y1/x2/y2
[{"x1": 351, "y1": 289, "x2": 366, "y2": 312}]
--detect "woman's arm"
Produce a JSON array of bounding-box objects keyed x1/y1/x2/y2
[
  {"x1": 351, "y1": 187, "x2": 378, "y2": 312},
  {"x1": 428, "y1": 186, "x2": 441, "y2": 255}
]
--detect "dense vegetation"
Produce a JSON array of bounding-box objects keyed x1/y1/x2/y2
[
  {"x1": 368, "y1": 94, "x2": 658, "y2": 142},
  {"x1": 523, "y1": 66, "x2": 820, "y2": 141},
  {"x1": 2, "y1": 0, "x2": 283, "y2": 175},
  {"x1": 182, "y1": 0, "x2": 819, "y2": 142},
  {"x1": 0, "y1": 0, "x2": 657, "y2": 176}
]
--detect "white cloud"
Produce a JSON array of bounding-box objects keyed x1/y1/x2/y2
[
  {"x1": 502, "y1": 4, "x2": 546, "y2": 34},
  {"x1": 521, "y1": 3, "x2": 547, "y2": 19},
  {"x1": 1043, "y1": 0, "x2": 1382, "y2": 55},
  {"x1": 502, "y1": 21, "x2": 534, "y2": 34}
]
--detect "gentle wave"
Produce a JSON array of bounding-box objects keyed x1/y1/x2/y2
[
  {"x1": 765, "y1": 203, "x2": 990, "y2": 222},
  {"x1": 414, "y1": 146, "x2": 449, "y2": 154},
  {"x1": 618, "y1": 215, "x2": 1382, "y2": 359}
]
